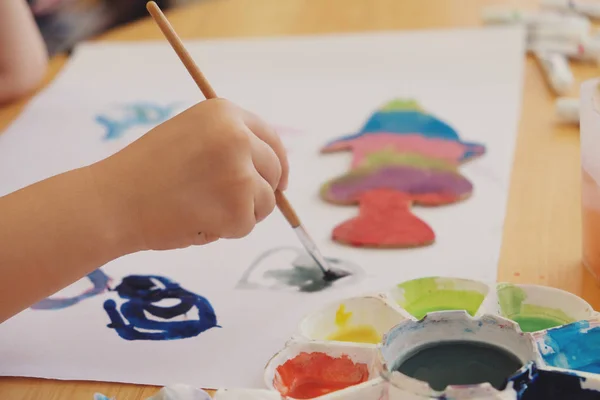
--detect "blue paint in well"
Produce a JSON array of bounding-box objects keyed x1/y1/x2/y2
[
  {"x1": 510, "y1": 363, "x2": 600, "y2": 399},
  {"x1": 96, "y1": 102, "x2": 179, "y2": 140},
  {"x1": 537, "y1": 320, "x2": 600, "y2": 374},
  {"x1": 31, "y1": 268, "x2": 111, "y2": 310},
  {"x1": 103, "y1": 275, "x2": 219, "y2": 341}
]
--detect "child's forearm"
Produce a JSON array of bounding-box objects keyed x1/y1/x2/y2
[
  {"x1": 0, "y1": 166, "x2": 138, "y2": 322},
  {"x1": 0, "y1": 0, "x2": 48, "y2": 103}
]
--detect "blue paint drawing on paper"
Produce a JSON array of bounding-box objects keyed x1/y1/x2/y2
[
  {"x1": 31, "y1": 268, "x2": 111, "y2": 310},
  {"x1": 96, "y1": 102, "x2": 180, "y2": 140},
  {"x1": 103, "y1": 275, "x2": 219, "y2": 341},
  {"x1": 31, "y1": 269, "x2": 219, "y2": 342}
]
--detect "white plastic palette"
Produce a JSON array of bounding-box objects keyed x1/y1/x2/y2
[{"x1": 213, "y1": 276, "x2": 600, "y2": 399}]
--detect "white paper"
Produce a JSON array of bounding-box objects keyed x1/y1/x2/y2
[{"x1": 0, "y1": 27, "x2": 525, "y2": 389}]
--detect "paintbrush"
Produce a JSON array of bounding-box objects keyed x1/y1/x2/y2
[{"x1": 145, "y1": 1, "x2": 350, "y2": 282}]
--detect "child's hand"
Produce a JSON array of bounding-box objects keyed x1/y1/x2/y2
[{"x1": 90, "y1": 98, "x2": 289, "y2": 251}]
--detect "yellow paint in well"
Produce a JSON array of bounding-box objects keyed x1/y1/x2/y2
[{"x1": 325, "y1": 304, "x2": 381, "y2": 344}]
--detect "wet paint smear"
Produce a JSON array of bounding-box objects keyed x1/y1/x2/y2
[
  {"x1": 510, "y1": 363, "x2": 600, "y2": 400},
  {"x1": 96, "y1": 102, "x2": 179, "y2": 140},
  {"x1": 325, "y1": 304, "x2": 381, "y2": 344},
  {"x1": 32, "y1": 268, "x2": 111, "y2": 310},
  {"x1": 394, "y1": 340, "x2": 523, "y2": 391},
  {"x1": 103, "y1": 275, "x2": 219, "y2": 341},
  {"x1": 396, "y1": 277, "x2": 485, "y2": 319},
  {"x1": 497, "y1": 283, "x2": 574, "y2": 332},
  {"x1": 273, "y1": 352, "x2": 369, "y2": 399},
  {"x1": 236, "y1": 247, "x2": 362, "y2": 293},
  {"x1": 320, "y1": 98, "x2": 486, "y2": 248},
  {"x1": 537, "y1": 320, "x2": 600, "y2": 373}
]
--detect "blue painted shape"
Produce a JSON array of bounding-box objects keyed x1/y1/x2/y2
[
  {"x1": 360, "y1": 111, "x2": 460, "y2": 139},
  {"x1": 510, "y1": 363, "x2": 600, "y2": 399},
  {"x1": 103, "y1": 275, "x2": 219, "y2": 341},
  {"x1": 96, "y1": 102, "x2": 180, "y2": 140},
  {"x1": 460, "y1": 141, "x2": 487, "y2": 162},
  {"x1": 31, "y1": 269, "x2": 111, "y2": 310},
  {"x1": 327, "y1": 110, "x2": 460, "y2": 145},
  {"x1": 537, "y1": 320, "x2": 600, "y2": 374}
]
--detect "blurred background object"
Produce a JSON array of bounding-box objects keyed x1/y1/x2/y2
[{"x1": 27, "y1": 0, "x2": 204, "y2": 56}]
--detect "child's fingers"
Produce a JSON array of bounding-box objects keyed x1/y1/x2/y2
[
  {"x1": 249, "y1": 133, "x2": 282, "y2": 191},
  {"x1": 242, "y1": 110, "x2": 289, "y2": 191},
  {"x1": 252, "y1": 173, "x2": 277, "y2": 223}
]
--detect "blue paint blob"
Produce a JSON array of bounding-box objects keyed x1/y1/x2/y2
[
  {"x1": 96, "y1": 102, "x2": 179, "y2": 140},
  {"x1": 359, "y1": 111, "x2": 460, "y2": 139},
  {"x1": 103, "y1": 275, "x2": 219, "y2": 341},
  {"x1": 32, "y1": 268, "x2": 111, "y2": 310},
  {"x1": 538, "y1": 320, "x2": 600, "y2": 373},
  {"x1": 510, "y1": 363, "x2": 600, "y2": 399}
]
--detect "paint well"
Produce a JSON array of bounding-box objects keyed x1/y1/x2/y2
[
  {"x1": 396, "y1": 277, "x2": 485, "y2": 319},
  {"x1": 512, "y1": 315, "x2": 565, "y2": 333},
  {"x1": 393, "y1": 340, "x2": 523, "y2": 391},
  {"x1": 510, "y1": 364, "x2": 600, "y2": 400},
  {"x1": 273, "y1": 352, "x2": 369, "y2": 399},
  {"x1": 538, "y1": 320, "x2": 600, "y2": 374},
  {"x1": 325, "y1": 305, "x2": 381, "y2": 344},
  {"x1": 497, "y1": 284, "x2": 575, "y2": 332}
]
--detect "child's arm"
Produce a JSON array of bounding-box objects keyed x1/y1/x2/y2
[
  {"x1": 0, "y1": 0, "x2": 48, "y2": 103},
  {"x1": 0, "y1": 99, "x2": 288, "y2": 322}
]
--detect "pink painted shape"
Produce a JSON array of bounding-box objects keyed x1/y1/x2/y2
[{"x1": 323, "y1": 133, "x2": 474, "y2": 168}]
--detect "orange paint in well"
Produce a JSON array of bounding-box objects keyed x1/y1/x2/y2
[{"x1": 273, "y1": 352, "x2": 369, "y2": 399}]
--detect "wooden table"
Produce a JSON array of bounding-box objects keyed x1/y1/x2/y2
[{"x1": 0, "y1": 0, "x2": 598, "y2": 398}]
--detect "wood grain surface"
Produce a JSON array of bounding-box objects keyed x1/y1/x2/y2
[{"x1": 0, "y1": 0, "x2": 597, "y2": 398}]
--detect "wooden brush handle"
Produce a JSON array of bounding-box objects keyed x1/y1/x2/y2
[
  {"x1": 146, "y1": 1, "x2": 303, "y2": 230},
  {"x1": 275, "y1": 190, "x2": 300, "y2": 228},
  {"x1": 146, "y1": 1, "x2": 217, "y2": 99}
]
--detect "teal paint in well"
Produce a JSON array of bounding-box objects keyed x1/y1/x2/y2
[{"x1": 393, "y1": 340, "x2": 523, "y2": 391}]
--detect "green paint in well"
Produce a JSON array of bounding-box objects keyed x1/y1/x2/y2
[
  {"x1": 511, "y1": 315, "x2": 566, "y2": 332},
  {"x1": 497, "y1": 284, "x2": 575, "y2": 333},
  {"x1": 396, "y1": 278, "x2": 486, "y2": 320}
]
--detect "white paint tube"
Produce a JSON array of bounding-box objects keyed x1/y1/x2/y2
[
  {"x1": 534, "y1": 51, "x2": 574, "y2": 95},
  {"x1": 528, "y1": 35, "x2": 600, "y2": 62},
  {"x1": 555, "y1": 97, "x2": 580, "y2": 124},
  {"x1": 528, "y1": 17, "x2": 590, "y2": 42},
  {"x1": 542, "y1": 0, "x2": 600, "y2": 19}
]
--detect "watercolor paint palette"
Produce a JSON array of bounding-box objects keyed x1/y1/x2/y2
[{"x1": 210, "y1": 276, "x2": 600, "y2": 399}]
